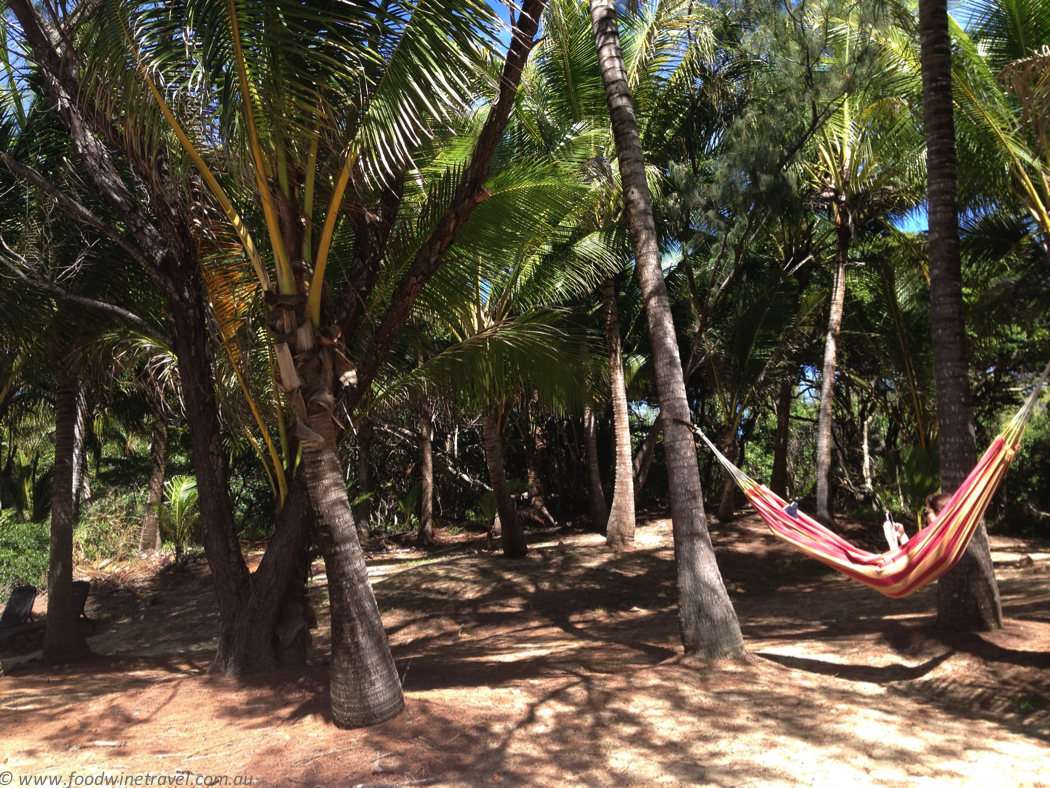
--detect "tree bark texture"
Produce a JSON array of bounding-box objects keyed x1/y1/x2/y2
[
  {"x1": 716, "y1": 423, "x2": 739, "y2": 522},
  {"x1": 770, "y1": 376, "x2": 792, "y2": 499},
  {"x1": 482, "y1": 408, "x2": 528, "y2": 558},
  {"x1": 139, "y1": 398, "x2": 167, "y2": 553},
  {"x1": 815, "y1": 226, "x2": 849, "y2": 527},
  {"x1": 524, "y1": 401, "x2": 558, "y2": 528},
  {"x1": 355, "y1": 418, "x2": 374, "y2": 541},
  {"x1": 633, "y1": 417, "x2": 661, "y2": 504},
  {"x1": 417, "y1": 406, "x2": 435, "y2": 546},
  {"x1": 581, "y1": 339, "x2": 609, "y2": 531},
  {"x1": 919, "y1": 0, "x2": 1002, "y2": 630},
  {"x1": 72, "y1": 383, "x2": 91, "y2": 516},
  {"x1": 42, "y1": 369, "x2": 91, "y2": 664},
  {"x1": 601, "y1": 277, "x2": 636, "y2": 548},
  {"x1": 590, "y1": 0, "x2": 744, "y2": 658}
]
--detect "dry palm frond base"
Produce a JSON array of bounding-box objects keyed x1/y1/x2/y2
[{"x1": 2, "y1": 513, "x2": 1048, "y2": 786}]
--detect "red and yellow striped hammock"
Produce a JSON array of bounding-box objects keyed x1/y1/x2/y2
[{"x1": 686, "y1": 362, "x2": 1049, "y2": 598}]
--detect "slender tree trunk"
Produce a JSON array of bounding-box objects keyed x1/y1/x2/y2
[
  {"x1": 482, "y1": 408, "x2": 528, "y2": 558},
  {"x1": 633, "y1": 417, "x2": 661, "y2": 504},
  {"x1": 417, "y1": 405, "x2": 434, "y2": 546},
  {"x1": 139, "y1": 396, "x2": 167, "y2": 553},
  {"x1": 601, "y1": 277, "x2": 636, "y2": 548},
  {"x1": 590, "y1": 0, "x2": 744, "y2": 658},
  {"x1": 770, "y1": 376, "x2": 792, "y2": 499},
  {"x1": 355, "y1": 418, "x2": 374, "y2": 542},
  {"x1": 524, "y1": 399, "x2": 558, "y2": 528},
  {"x1": 582, "y1": 340, "x2": 609, "y2": 531},
  {"x1": 42, "y1": 368, "x2": 91, "y2": 664},
  {"x1": 815, "y1": 225, "x2": 849, "y2": 527},
  {"x1": 72, "y1": 383, "x2": 91, "y2": 517},
  {"x1": 716, "y1": 422, "x2": 738, "y2": 521},
  {"x1": 919, "y1": 0, "x2": 1002, "y2": 630}
]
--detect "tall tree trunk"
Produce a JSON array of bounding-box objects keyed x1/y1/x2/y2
[
  {"x1": 582, "y1": 340, "x2": 609, "y2": 531},
  {"x1": 633, "y1": 417, "x2": 661, "y2": 504},
  {"x1": 355, "y1": 418, "x2": 374, "y2": 543},
  {"x1": 139, "y1": 396, "x2": 167, "y2": 553},
  {"x1": 770, "y1": 376, "x2": 792, "y2": 499},
  {"x1": 919, "y1": 0, "x2": 1002, "y2": 630},
  {"x1": 272, "y1": 299, "x2": 403, "y2": 728},
  {"x1": 42, "y1": 368, "x2": 91, "y2": 664},
  {"x1": 590, "y1": 0, "x2": 744, "y2": 658},
  {"x1": 601, "y1": 277, "x2": 635, "y2": 548},
  {"x1": 417, "y1": 406, "x2": 434, "y2": 546},
  {"x1": 716, "y1": 422, "x2": 738, "y2": 521},
  {"x1": 524, "y1": 399, "x2": 558, "y2": 528},
  {"x1": 482, "y1": 408, "x2": 528, "y2": 558},
  {"x1": 815, "y1": 225, "x2": 850, "y2": 527},
  {"x1": 72, "y1": 383, "x2": 91, "y2": 517}
]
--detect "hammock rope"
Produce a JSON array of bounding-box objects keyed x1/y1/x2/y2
[{"x1": 683, "y1": 358, "x2": 1050, "y2": 598}]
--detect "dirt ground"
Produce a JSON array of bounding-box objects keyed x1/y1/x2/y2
[{"x1": 1, "y1": 511, "x2": 1049, "y2": 787}]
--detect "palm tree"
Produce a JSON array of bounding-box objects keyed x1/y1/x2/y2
[
  {"x1": 919, "y1": 0, "x2": 1003, "y2": 629},
  {"x1": 589, "y1": 0, "x2": 745, "y2": 658}
]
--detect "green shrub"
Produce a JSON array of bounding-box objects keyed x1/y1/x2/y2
[
  {"x1": 0, "y1": 511, "x2": 49, "y2": 596},
  {"x1": 74, "y1": 489, "x2": 146, "y2": 565}
]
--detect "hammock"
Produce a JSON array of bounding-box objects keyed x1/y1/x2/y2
[{"x1": 684, "y1": 360, "x2": 1050, "y2": 598}]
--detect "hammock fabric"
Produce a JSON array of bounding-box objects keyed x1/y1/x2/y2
[{"x1": 688, "y1": 360, "x2": 1050, "y2": 598}]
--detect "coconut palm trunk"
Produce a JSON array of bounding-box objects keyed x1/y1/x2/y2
[
  {"x1": 716, "y1": 422, "x2": 739, "y2": 521},
  {"x1": 770, "y1": 376, "x2": 792, "y2": 499},
  {"x1": 601, "y1": 277, "x2": 635, "y2": 547},
  {"x1": 139, "y1": 396, "x2": 167, "y2": 553},
  {"x1": 270, "y1": 297, "x2": 403, "y2": 727},
  {"x1": 815, "y1": 223, "x2": 850, "y2": 527},
  {"x1": 589, "y1": 0, "x2": 744, "y2": 657},
  {"x1": 582, "y1": 339, "x2": 609, "y2": 530},
  {"x1": 482, "y1": 407, "x2": 528, "y2": 557},
  {"x1": 417, "y1": 406, "x2": 435, "y2": 546},
  {"x1": 919, "y1": 0, "x2": 1002, "y2": 630},
  {"x1": 42, "y1": 368, "x2": 91, "y2": 664},
  {"x1": 72, "y1": 383, "x2": 91, "y2": 515}
]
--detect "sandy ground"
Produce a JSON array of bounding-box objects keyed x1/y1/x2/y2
[{"x1": 1, "y1": 511, "x2": 1048, "y2": 787}]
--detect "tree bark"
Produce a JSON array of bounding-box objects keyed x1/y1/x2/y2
[
  {"x1": 633, "y1": 417, "x2": 661, "y2": 504},
  {"x1": 601, "y1": 277, "x2": 635, "y2": 548},
  {"x1": 524, "y1": 399, "x2": 558, "y2": 529},
  {"x1": 815, "y1": 225, "x2": 849, "y2": 527},
  {"x1": 770, "y1": 376, "x2": 792, "y2": 499},
  {"x1": 417, "y1": 405, "x2": 434, "y2": 546},
  {"x1": 919, "y1": 0, "x2": 1002, "y2": 630},
  {"x1": 139, "y1": 396, "x2": 167, "y2": 553},
  {"x1": 72, "y1": 383, "x2": 91, "y2": 517},
  {"x1": 482, "y1": 408, "x2": 528, "y2": 558},
  {"x1": 716, "y1": 423, "x2": 738, "y2": 522},
  {"x1": 582, "y1": 339, "x2": 609, "y2": 531},
  {"x1": 355, "y1": 418, "x2": 374, "y2": 542},
  {"x1": 590, "y1": 0, "x2": 744, "y2": 658},
  {"x1": 42, "y1": 368, "x2": 91, "y2": 664}
]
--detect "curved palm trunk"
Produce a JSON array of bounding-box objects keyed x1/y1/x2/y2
[
  {"x1": 139, "y1": 397, "x2": 167, "y2": 553},
  {"x1": 417, "y1": 407, "x2": 434, "y2": 547},
  {"x1": 815, "y1": 225, "x2": 849, "y2": 527},
  {"x1": 42, "y1": 369, "x2": 91, "y2": 664},
  {"x1": 271, "y1": 298, "x2": 403, "y2": 727},
  {"x1": 482, "y1": 408, "x2": 528, "y2": 558},
  {"x1": 919, "y1": 0, "x2": 1002, "y2": 630},
  {"x1": 770, "y1": 376, "x2": 792, "y2": 499},
  {"x1": 716, "y1": 422, "x2": 739, "y2": 521},
  {"x1": 590, "y1": 0, "x2": 744, "y2": 658},
  {"x1": 582, "y1": 339, "x2": 609, "y2": 530},
  {"x1": 601, "y1": 277, "x2": 635, "y2": 548}
]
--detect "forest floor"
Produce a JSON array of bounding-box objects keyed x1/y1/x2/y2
[{"x1": 1, "y1": 510, "x2": 1049, "y2": 787}]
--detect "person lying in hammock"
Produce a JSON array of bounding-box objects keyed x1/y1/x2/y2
[{"x1": 889, "y1": 493, "x2": 951, "y2": 547}]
